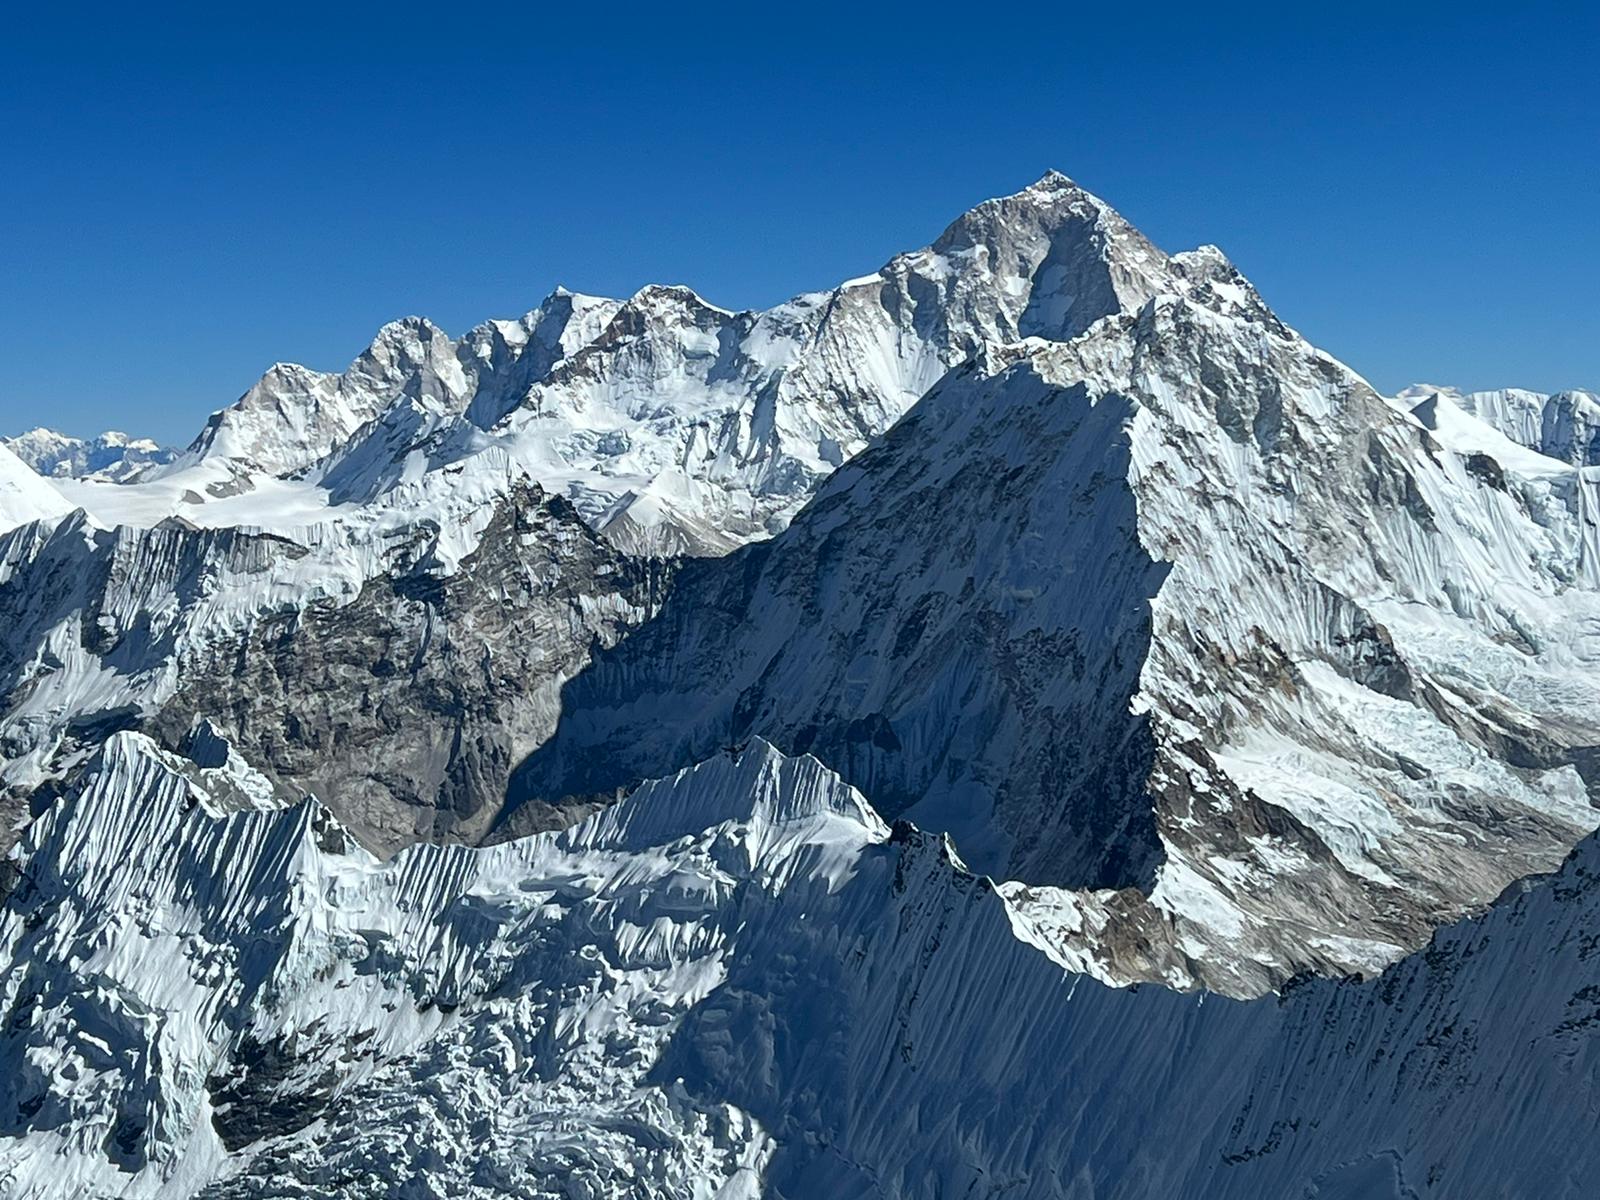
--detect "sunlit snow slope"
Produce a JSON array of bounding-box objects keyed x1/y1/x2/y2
[{"x1": 507, "y1": 251, "x2": 1600, "y2": 993}]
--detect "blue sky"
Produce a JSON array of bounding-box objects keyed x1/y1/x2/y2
[{"x1": 3, "y1": 2, "x2": 1596, "y2": 444}]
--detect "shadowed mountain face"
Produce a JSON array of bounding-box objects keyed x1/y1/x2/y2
[
  {"x1": 0, "y1": 485, "x2": 668, "y2": 859},
  {"x1": 505, "y1": 271, "x2": 1600, "y2": 994},
  {"x1": 505, "y1": 372, "x2": 1170, "y2": 893}
]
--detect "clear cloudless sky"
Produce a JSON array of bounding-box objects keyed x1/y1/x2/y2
[{"x1": 2, "y1": 1, "x2": 1596, "y2": 444}]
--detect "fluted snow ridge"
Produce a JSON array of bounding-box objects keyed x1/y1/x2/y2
[
  {"x1": 0, "y1": 735, "x2": 877, "y2": 1197},
  {"x1": 4, "y1": 735, "x2": 1600, "y2": 1197}
]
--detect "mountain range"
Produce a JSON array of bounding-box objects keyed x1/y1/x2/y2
[{"x1": 1, "y1": 173, "x2": 1597, "y2": 1197}]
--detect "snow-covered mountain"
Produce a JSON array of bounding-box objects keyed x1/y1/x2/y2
[
  {"x1": 0, "y1": 173, "x2": 1180, "y2": 838},
  {"x1": 2, "y1": 173, "x2": 1599, "y2": 1195},
  {"x1": 3, "y1": 429, "x2": 174, "y2": 482},
  {"x1": 66, "y1": 172, "x2": 1168, "y2": 556},
  {"x1": 0, "y1": 445, "x2": 74, "y2": 534},
  {"x1": 507, "y1": 251, "x2": 1600, "y2": 994},
  {"x1": 1399, "y1": 383, "x2": 1600, "y2": 466},
  {"x1": 0, "y1": 470, "x2": 665, "y2": 857},
  {"x1": 1, "y1": 734, "x2": 1596, "y2": 1197}
]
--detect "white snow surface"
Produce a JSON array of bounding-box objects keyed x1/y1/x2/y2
[
  {"x1": 0, "y1": 445, "x2": 74, "y2": 535},
  {"x1": 2, "y1": 735, "x2": 1598, "y2": 1197},
  {"x1": 1399, "y1": 382, "x2": 1600, "y2": 467},
  {"x1": 4, "y1": 175, "x2": 1596, "y2": 987}
]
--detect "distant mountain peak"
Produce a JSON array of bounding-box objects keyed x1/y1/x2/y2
[{"x1": 2, "y1": 426, "x2": 175, "y2": 483}]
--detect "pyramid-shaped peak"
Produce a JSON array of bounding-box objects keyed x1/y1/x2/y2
[
  {"x1": 355, "y1": 316, "x2": 460, "y2": 377},
  {"x1": 993, "y1": 169, "x2": 1111, "y2": 211},
  {"x1": 933, "y1": 169, "x2": 1147, "y2": 254},
  {"x1": 1026, "y1": 168, "x2": 1082, "y2": 192}
]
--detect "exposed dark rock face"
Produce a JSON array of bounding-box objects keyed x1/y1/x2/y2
[
  {"x1": 149, "y1": 487, "x2": 670, "y2": 853},
  {"x1": 0, "y1": 484, "x2": 670, "y2": 859}
]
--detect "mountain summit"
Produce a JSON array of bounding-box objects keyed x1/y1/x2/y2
[{"x1": 131, "y1": 173, "x2": 1183, "y2": 555}]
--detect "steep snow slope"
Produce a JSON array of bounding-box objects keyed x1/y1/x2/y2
[
  {"x1": 0, "y1": 446, "x2": 73, "y2": 535},
  {"x1": 2, "y1": 430, "x2": 174, "y2": 483},
  {"x1": 511, "y1": 255, "x2": 1600, "y2": 993},
  {"x1": 1, "y1": 736, "x2": 1596, "y2": 1198},
  {"x1": 0, "y1": 736, "x2": 877, "y2": 1197},
  {"x1": 1401, "y1": 383, "x2": 1600, "y2": 466}
]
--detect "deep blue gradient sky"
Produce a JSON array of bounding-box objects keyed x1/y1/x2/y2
[{"x1": 3, "y1": 3, "x2": 1596, "y2": 444}]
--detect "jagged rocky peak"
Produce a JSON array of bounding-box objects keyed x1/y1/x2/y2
[
  {"x1": 540, "y1": 283, "x2": 740, "y2": 384},
  {"x1": 144, "y1": 173, "x2": 1202, "y2": 550},
  {"x1": 458, "y1": 288, "x2": 624, "y2": 429},
  {"x1": 175, "y1": 317, "x2": 471, "y2": 477},
  {"x1": 619, "y1": 281, "x2": 731, "y2": 318},
  {"x1": 171, "y1": 288, "x2": 633, "y2": 481},
  {"x1": 346, "y1": 315, "x2": 467, "y2": 406},
  {"x1": 909, "y1": 168, "x2": 1174, "y2": 342},
  {"x1": 521, "y1": 286, "x2": 626, "y2": 361},
  {"x1": 179, "y1": 360, "x2": 347, "y2": 475}
]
